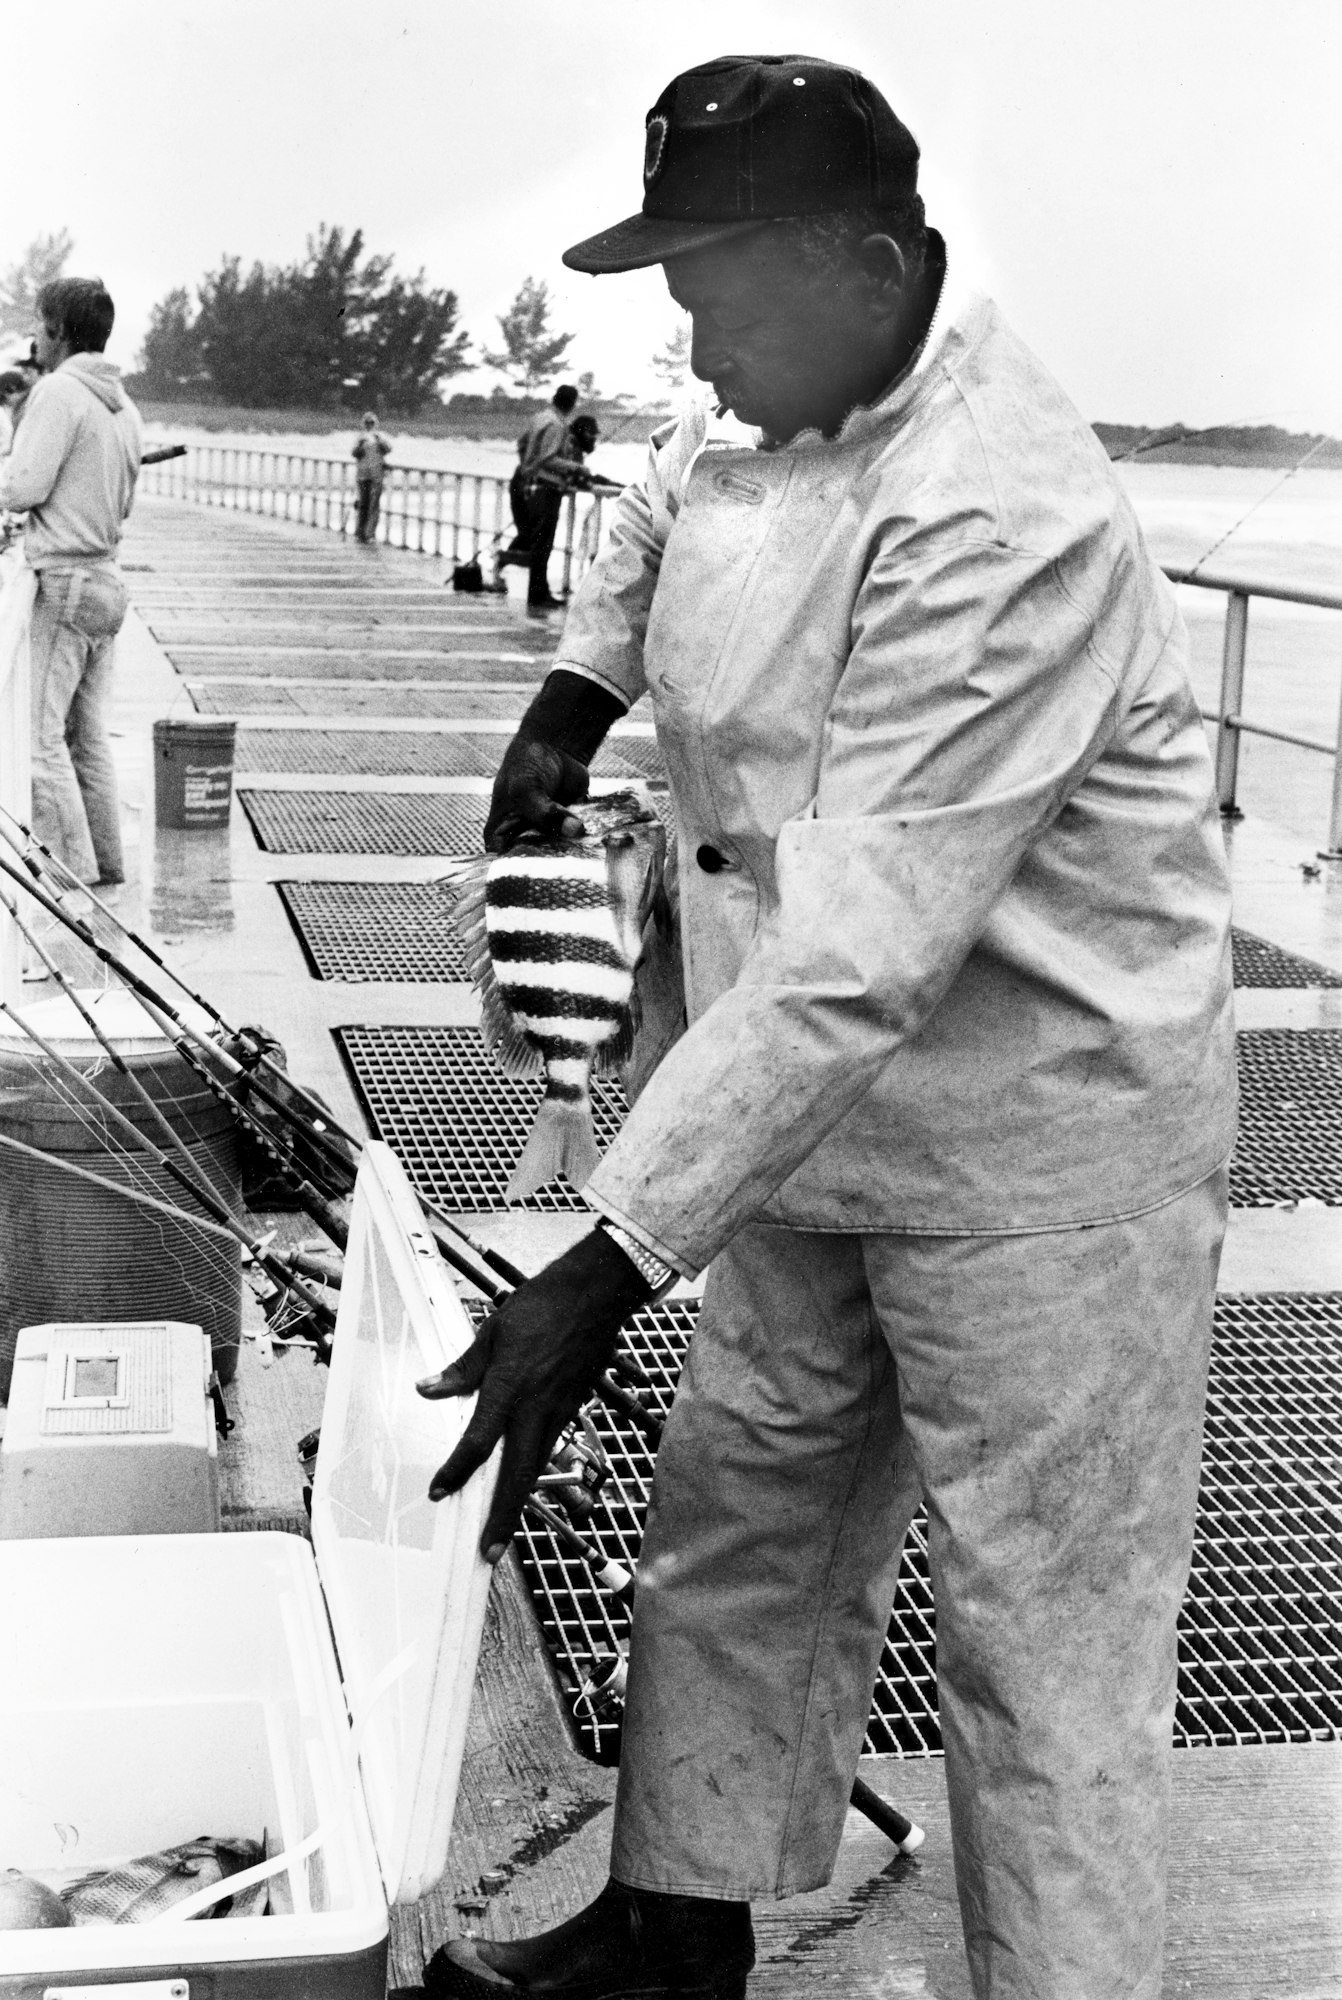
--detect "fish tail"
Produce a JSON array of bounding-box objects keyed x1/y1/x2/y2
[{"x1": 506, "y1": 1088, "x2": 601, "y2": 1201}]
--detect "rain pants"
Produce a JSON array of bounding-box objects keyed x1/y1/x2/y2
[{"x1": 551, "y1": 249, "x2": 1238, "y2": 1996}]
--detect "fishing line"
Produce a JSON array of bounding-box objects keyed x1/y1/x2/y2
[
  {"x1": 0, "y1": 998, "x2": 337, "y2": 1343},
  {"x1": 1181, "y1": 435, "x2": 1329, "y2": 582},
  {"x1": 0, "y1": 819, "x2": 528, "y2": 1293},
  {"x1": 0, "y1": 1128, "x2": 238, "y2": 1239}
]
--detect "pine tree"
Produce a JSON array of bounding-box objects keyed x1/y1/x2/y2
[
  {"x1": 137, "y1": 288, "x2": 208, "y2": 396},
  {"x1": 651, "y1": 321, "x2": 691, "y2": 392},
  {"x1": 483, "y1": 278, "x2": 574, "y2": 393},
  {"x1": 0, "y1": 231, "x2": 74, "y2": 344},
  {"x1": 138, "y1": 226, "x2": 472, "y2": 410}
]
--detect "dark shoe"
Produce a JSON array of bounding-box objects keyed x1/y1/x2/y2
[
  {"x1": 425, "y1": 1878, "x2": 754, "y2": 1997},
  {"x1": 527, "y1": 593, "x2": 564, "y2": 610}
]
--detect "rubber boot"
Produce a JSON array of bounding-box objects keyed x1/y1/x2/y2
[{"x1": 425, "y1": 1877, "x2": 755, "y2": 1998}]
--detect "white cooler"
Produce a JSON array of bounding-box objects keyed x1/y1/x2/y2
[
  {"x1": 0, "y1": 1142, "x2": 498, "y2": 1997},
  {"x1": 0, "y1": 1321, "x2": 220, "y2": 1539}
]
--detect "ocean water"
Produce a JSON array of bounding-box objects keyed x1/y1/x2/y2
[{"x1": 141, "y1": 418, "x2": 1342, "y2": 849}]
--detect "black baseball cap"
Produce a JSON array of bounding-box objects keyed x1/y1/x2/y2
[{"x1": 563, "y1": 54, "x2": 920, "y2": 275}]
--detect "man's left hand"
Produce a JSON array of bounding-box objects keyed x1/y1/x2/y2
[{"x1": 418, "y1": 1229, "x2": 652, "y2": 1561}]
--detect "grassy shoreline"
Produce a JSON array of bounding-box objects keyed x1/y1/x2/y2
[
  {"x1": 133, "y1": 399, "x2": 1342, "y2": 471},
  {"x1": 133, "y1": 398, "x2": 666, "y2": 444}
]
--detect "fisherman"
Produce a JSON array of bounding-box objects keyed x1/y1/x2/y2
[
  {"x1": 351, "y1": 410, "x2": 392, "y2": 544},
  {"x1": 0, "y1": 278, "x2": 142, "y2": 886},
  {"x1": 503, "y1": 382, "x2": 579, "y2": 608},
  {"x1": 421, "y1": 54, "x2": 1237, "y2": 2000}
]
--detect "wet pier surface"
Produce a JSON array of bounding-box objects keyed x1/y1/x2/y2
[{"x1": 100, "y1": 494, "x2": 1342, "y2": 1995}]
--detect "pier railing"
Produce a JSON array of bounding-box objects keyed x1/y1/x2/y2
[
  {"x1": 137, "y1": 444, "x2": 607, "y2": 595},
  {"x1": 137, "y1": 452, "x2": 1342, "y2": 853},
  {"x1": 1166, "y1": 565, "x2": 1342, "y2": 855}
]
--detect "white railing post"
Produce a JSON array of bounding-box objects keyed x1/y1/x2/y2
[
  {"x1": 1323, "y1": 671, "x2": 1342, "y2": 859},
  {"x1": 0, "y1": 558, "x2": 35, "y2": 1006},
  {"x1": 1214, "y1": 589, "x2": 1249, "y2": 819}
]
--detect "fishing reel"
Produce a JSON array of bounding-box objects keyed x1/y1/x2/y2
[
  {"x1": 576, "y1": 1643, "x2": 629, "y2": 1723},
  {"x1": 535, "y1": 1412, "x2": 610, "y2": 1522}
]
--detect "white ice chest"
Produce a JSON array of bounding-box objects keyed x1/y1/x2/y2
[{"x1": 0, "y1": 1142, "x2": 499, "y2": 1998}]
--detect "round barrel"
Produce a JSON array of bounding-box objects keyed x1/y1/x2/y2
[{"x1": 0, "y1": 991, "x2": 243, "y2": 1401}]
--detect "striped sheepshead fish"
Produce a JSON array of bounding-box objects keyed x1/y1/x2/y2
[
  {"x1": 441, "y1": 790, "x2": 667, "y2": 1201},
  {"x1": 61, "y1": 1836, "x2": 263, "y2": 1924}
]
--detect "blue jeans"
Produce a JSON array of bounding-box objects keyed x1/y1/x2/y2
[{"x1": 30, "y1": 564, "x2": 128, "y2": 883}]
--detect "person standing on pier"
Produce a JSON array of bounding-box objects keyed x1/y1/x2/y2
[
  {"x1": 351, "y1": 410, "x2": 392, "y2": 543},
  {"x1": 421, "y1": 53, "x2": 1237, "y2": 2000},
  {"x1": 0, "y1": 278, "x2": 142, "y2": 886},
  {"x1": 506, "y1": 381, "x2": 579, "y2": 608}
]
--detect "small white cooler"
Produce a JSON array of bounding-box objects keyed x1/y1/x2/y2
[
  {"x1": 0, "y1": 1142, "x2": 498, "y2": 1997},
  {"x1": 0, "y1": 1321, "x2": 220, "y2": 1539}
]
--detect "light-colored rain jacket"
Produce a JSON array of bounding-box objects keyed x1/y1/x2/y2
[{"x1": 558, "y1": 262, "x2": 1238, "y2": 1277}]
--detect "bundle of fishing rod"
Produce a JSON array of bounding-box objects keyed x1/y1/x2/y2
[{"x1": 0, "y1": 802, "x2": 524, "y2": 1372}]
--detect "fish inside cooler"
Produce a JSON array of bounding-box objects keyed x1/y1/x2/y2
[{"x1": 0, "y1": 1530, "x2": 387, "y2": 1981}]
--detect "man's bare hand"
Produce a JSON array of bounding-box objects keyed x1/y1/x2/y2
[
  {"x1": 418, "y1": 1230, "x2": 652, "y2": 1560},
  {"x1": 484, "y1": 737, "x2": 592, "y2": 852}
]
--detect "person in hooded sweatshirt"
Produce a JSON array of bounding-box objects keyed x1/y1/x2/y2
[{"x1": 0, "y1": 277, "x2": 143, "y2": 885}]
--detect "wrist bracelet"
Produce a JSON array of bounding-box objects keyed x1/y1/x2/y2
[{"x1": 598, "y1": 1220, "x2": 678, "y2": 1299}]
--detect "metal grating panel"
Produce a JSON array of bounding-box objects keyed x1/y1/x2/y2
[
  {"x1": 596, "y1": 736, "x2": 668, "y2": 782},
  {"x1": 190, "y1": 683, "x2": 537, "y2": 719},
  {"x1": 445, "y1": 732, "x2": 667, "y2": 782},
  {"x1": 1232, "y1": 929, "x2": 1342, "y2": 989},
  {"x1": 279, "y1": 880, "x2": 466, "y2": 982},
  {"x1": 238, "y1": 788, "x2": 488, "y2": 856},
  {"x1": 337, "y1": 1025, "x2": 627, "y2": 1210},
  {"x1": 237, "y1": 729, "x2": 496, "y2": 777},
  {"x1": 168, "y1": 650, "x2": 548, "y2": 683},
  {"x1": 507, "y1": 1292, "x2": 1342, "y2": 1762},
  {"x1": 1232, "y1": 1031, "x2": 1342, "y2": 1205},
  {"x1": 242, "y1": 785, "x2": 673, "y2": 857}
]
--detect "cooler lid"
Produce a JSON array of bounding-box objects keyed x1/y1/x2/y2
[{"x1": 310, "y1": 1141, "x2": 499, "y2": 1906}]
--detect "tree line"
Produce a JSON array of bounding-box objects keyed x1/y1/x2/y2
[{"x1": 1, "y1": 227, "x2": 694, "y2": 414}]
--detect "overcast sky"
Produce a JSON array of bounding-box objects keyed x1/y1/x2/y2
[{"x1": 4, "y1": 0, "x2": 1338, "y2": 429}]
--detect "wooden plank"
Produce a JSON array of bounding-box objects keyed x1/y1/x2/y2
[{"x1": 389, "y1": 1554, "x2": 618, "y2": 1989}]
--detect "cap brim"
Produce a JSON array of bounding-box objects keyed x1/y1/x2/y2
[{"x1": 562, "y1": 211, "x2": 769, "y2": 275}]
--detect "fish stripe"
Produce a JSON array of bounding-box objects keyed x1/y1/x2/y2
[
  {"x1": 497, "y1": 962, "x2": 632, "y2": 1002},
  {"x1": 488, "y1": 930, "x2": 628, "y2": 970},
  {"x1": 546, "y1": 1079, "x2": 586, "y2": 1103},
  {"x1": 488, "y1": 875, "x2": 609, "y2": 912},
  {"x1": 530, "y1": 1033, "x2": 605, "y2": 1063},
  {"x1": 500, "y1": 985, "x2": 627, "y2": 1022}
]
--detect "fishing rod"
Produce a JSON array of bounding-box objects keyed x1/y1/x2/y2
[
  {"x1": 0, "y1": 993, "x2": 337, "y2": 1354},
  {"x1": 520, "y1": 1488, "x2": 925, "y2": 1855},
  {"x1": 1, "y1": 887, "x2": 242, "y2": 1220},
  {"x1": 0, "y1": 809, "x2": 368, "y2": 1163},
  {"x1": 0, "y1": 808, "x2": 531, "y2": 1296},
  {"x1": 1182, "y1": 435, "x2": 1329, "y2": 583}
]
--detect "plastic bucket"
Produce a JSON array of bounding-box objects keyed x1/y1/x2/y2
[{"x1": 153, "y1": 717, "x2": 236, "y2": 830}]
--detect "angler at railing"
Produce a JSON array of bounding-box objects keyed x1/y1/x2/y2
[
  {"x1": 1163, "y1": 563, "x2": 1342, "y2": 856},
  {"x1": 137, "y1": 443, "x2": 609, "y2": 596}
]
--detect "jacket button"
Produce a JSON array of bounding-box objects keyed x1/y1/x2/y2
[{"x1": 696, "y1": 844, "x2": 727, "y2": 873}]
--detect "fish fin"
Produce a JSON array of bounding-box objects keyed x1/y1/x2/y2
[
  {"x1": 479, "y1": 982, "x2": 545, "y2": 1078},
  {"x1": 460, "y1": 910, "x2": 544, "y2": 1078},
  {"x1": 506, "y1": 1096, "x2": 602, "y2": 1201},
  {"x1": 594, "y1": 989, "x2": 640, "y2": 1076}
]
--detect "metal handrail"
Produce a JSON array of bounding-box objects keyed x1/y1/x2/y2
[
  {"x1": 138, "y1": 452, "x2": 1342, "y2": 851},
  {"x1": 137, "y1": 443, "x2": 606, "y2": 587},
  {"x1": 1164, "y1": 564, "x2": 1342, "y2": 856}
]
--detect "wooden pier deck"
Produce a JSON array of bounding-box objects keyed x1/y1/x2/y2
[{"x1": 98, "y1": 491, "x2": 1342, "y2": 1996}]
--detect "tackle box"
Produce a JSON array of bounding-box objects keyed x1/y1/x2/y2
[
  {"x1": 0, "y1": 1321, "x2": 220, "y2": 1539},
  {"x1": 0, "y1": 1142, "x2": 498, "y2": 1997}
]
